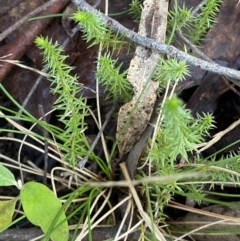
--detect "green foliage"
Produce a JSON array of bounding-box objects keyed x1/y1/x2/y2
[
  {"x1": 143, "y1": 0, "x2": 236, "y2": 222},
  {"x1": 72, "y1": 10, "x2": 133, "y2": 103},
  {"x1": 34, "y1": 26, "x2": 131, "y2": 169},
  {"x1": 0, "y1": 165, "x2": 68, "y2": 240},
  {"x1": 35, "y1": 36, "x2": 90, "y2": 166},
  {"x1": 129, "y1": 0, "x2": 143, "y2": 22},
  {"x1": 191, "y1": 0, "x2": 222, "y2": 45},
  {"x1": 72, "y1": 10, "x2": 127, "y2": 51},
  {"x1": 202, "y1": 153, "x2": 240, "y2": 189},
  {"x1": 167, "y1": 2, "x2": 193, "y2": 44},
  {"x1": 143, "y1": 92, "x2": 216, "y2": 219},
  {"x1": 154, "y1": 58, "x2": 190, "y2": 86},
  {"x1": 0, "y1": 163, "x2": 18, "y2": 187},
  {"x1": 96, "y1": 53, "x2": 133, "y2": 102},
  {"x1": 150, "y1": 96, "x2": 215, "y2": 167},
  {"x1": 167, "y1": 0, "x2": 223, "y2": 45},
  {"x1": 138, "y1": 57, "x2": 217, "y2": 220},
  {"x1": 73, "y1": 10, "x2": 107, "y2": 46},
  {"x1": 20, "y1": 182, "x2": 69, "y2": 241}
]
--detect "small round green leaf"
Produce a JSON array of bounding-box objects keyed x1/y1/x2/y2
[
  {"x1": 0, "y1": 164, "x2": 17, "y2": 187},
  {"x1": 20, "y1": 182, "x2": 68, "y2": 241},
  {"x1": 0, "y1": 198, "x2": 17, "y2": 230}
]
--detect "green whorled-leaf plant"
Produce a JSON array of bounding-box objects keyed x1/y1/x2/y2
[
  {"x1": 96, "y1": 53, "x2": 133, "y2": 102},
  {"x1": 35, "y1": 9, "x2": 133, "y2": 169},
  {"x1": 151, "y1": 95, "x2": 215, "y2": 167},
  {"x1": 35, "y1": 36, "x2": 91, "y2": 167},
  {"x1": 73, "y1": 10, "x2": 107, "y2": 46},
  {"x1": 138, "y1": 57, "x2": 216, "y2": 220},
  {"x1": 72, "y1": 9, "x2": 128, "y2": 51},
  {"x1": 167, "y1": 2, "x2": 193, "y2": 44},
  {"x1": 129, "y1": 0, "x2": 143, "y2": 23},
  {"x1": 140, "y1": 58, "x2": 240, "y2": 223},
  {"x1": 191, "y1": 0, "x2": 223, "y2": 45},
  {"x1": 167, "y1": 0, "x2": 223, "y2": 45},
  {"x1": 149, "y1": 57, "x2": 215, "y2": 169}
]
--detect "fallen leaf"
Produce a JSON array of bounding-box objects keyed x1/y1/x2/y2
[
  {"x1": 0, "y1": 198, "x2": 17, "y2": 230},
  {"x1": 117, "y1": 0, "x2": 168, "y2": 155},
  {"x1": 0, "y1": 0, "x2": 69, "y2": 82},
  {"x1": 20, "y1": 182, "x2": 68, "y2": 241}
]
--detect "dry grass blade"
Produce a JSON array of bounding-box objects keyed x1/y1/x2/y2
[
  {"x1": 0, "y1": 59, "x2": 48, "y2": 77},
  {"x1": 120, "y1": 162, "x2": 166, "y2": 241},
  {"x1": 168, "y1": 201, "x2": 240, "y2": 223},
  {"x1": 197, "y1": 118, "x2": 240, "y2": 152}
]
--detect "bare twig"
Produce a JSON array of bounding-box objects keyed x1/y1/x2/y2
[
  {"x1": 71, "y1": 0, "x2": 240, "y2": 81},
  {"x1": 0, "y1": 0, "x2": 64, "y2": 42},
  {"x1": 78, "y1": 103, "x2": 117, "y2": 169},
  {"x1": 17, "y1": 67, "x2": 49, "y2": 117},
  {"x1": 197, "y1": 118, "x2": 240, "y2": 152},
  {"x1": 191, "y1": 0, "x2": 209, "y2": 16},
  {"x1": 176, "y1": 31, "x2": 213, "y2": 62},
  {"x1": 176, "y1": 31, "x2": 240, "y2": 95}
]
